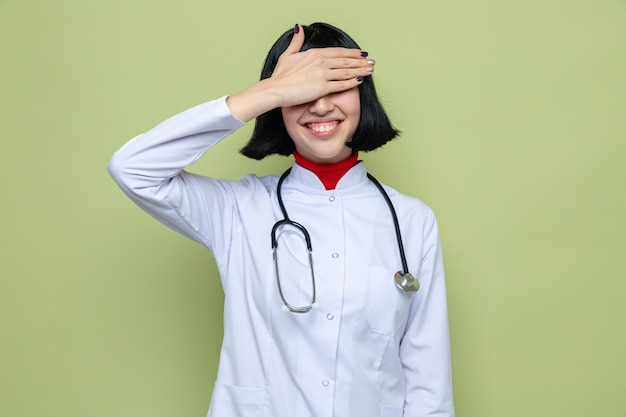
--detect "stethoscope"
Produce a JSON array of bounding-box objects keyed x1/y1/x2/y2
[{"x1": 271, "y1": 167, "x2": 419, "y2": 313}]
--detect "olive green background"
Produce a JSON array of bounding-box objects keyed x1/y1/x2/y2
[{"x1": 1, "y1": 1, "x2": 625, "y2": 416}]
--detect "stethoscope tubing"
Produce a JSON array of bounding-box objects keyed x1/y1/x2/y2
[
  {"x1": 366, "y1": 173, "x2": 410, "y2": 275},
  {"x1": 272, "y1": 166, "x2": 410, "y2": 279},
  {"x1": 272, "y1": 165, "x2": 418, "y2": 312}
]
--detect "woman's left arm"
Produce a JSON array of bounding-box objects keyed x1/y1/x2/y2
[{"x1": 400, "y1": 209, "x2": 455, "y2": 417}]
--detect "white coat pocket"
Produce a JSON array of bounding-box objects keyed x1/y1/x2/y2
[{"x1": 209, "y1": 382, "x2": 267, "y2": 417}]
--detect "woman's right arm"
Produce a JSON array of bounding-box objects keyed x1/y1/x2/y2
[
  {"x1": 107, "y1": 24, "x2": 374, "y2": 249},
  {"x1": 107, "y1": 96, "x2": 246, "y2": 250}
]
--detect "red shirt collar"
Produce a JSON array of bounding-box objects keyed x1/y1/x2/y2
[{"x1": 293, "y1": 151, "x2": 360, "y2": 190}]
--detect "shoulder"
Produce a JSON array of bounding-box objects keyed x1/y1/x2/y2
[{"x1": 378, "y1": 182, "x2": 435, "y2": 217}]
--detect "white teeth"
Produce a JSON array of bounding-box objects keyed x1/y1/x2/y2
[
  {"x1": 313, "y1": 125, "x2": 332, "y2": 133},
  {"x1": 309, "y1": 123, "x2": 338, "y2": 133}
]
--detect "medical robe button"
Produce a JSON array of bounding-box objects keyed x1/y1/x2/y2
[
  {"x1": 327, "y1": 313, "x2": 334, "y2": 320},
  {"x1": 329, "y1": 195, "x2": 335, "y2": 202},
  {"x1": 322, "y1": 379, "x2": 330, "y2": 387},
  {"x1": 331, "y1": 253, "x2": 339, "y2": 258}
]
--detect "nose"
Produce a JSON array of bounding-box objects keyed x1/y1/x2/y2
[{"x1": 308, "y1": 95, "x2": 334, "y2": 115}]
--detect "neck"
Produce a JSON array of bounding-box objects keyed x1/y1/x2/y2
[{"x1": 293, "y1": 151, "x2": 360, "y2": 190}]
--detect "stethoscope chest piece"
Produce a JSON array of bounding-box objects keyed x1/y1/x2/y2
[{"x1": 394, "y1": 271, "x2": 420, "y2": 293}]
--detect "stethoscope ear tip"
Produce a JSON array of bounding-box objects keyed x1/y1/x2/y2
[
  {"x1": 281, "y1": 305, "x2": 290, "y2": 313},
  {"x1": 311, "y1": 302, "x2": 320, "y2": 310}
]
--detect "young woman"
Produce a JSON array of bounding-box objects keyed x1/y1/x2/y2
[{"x1": 108, "y1": 22, "x2": 455, "y2": 417}]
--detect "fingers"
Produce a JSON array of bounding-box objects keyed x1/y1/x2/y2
[
  {"x1": 323, "y1": 78, "x2": 367, "y2": 96},
  {"x1": 284, "y1": 24, "x2": 305, "y2": 56},
  {"x1": 316, "y1": 47, "x2": 370, "y2": 60},
  {"x1": 314, "y1": 55, "x2": 374, "y2": 88},
  {"x1": 324, "y1": 56, "x2": 375, "y2": 72},
  {"x1": 268, "y1": 26, "x2": 376, "y2": 106}
]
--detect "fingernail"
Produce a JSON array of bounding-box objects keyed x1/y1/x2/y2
[
  {"x1": 294, "y1": 24, "x2": 300, "y2": 34},
  {"x1": 356, "y1": 76, "x2": 364, "y2": 82},
  {"x1": 366, "y1": 59, "x2": 375, "y2": 65},
  {"x1": 360, "y1": 51, "x2": 369, "y2": 57}
]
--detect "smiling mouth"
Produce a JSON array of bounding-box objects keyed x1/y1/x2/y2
[{"x1": 305, "y1": 120, "x2": 340, "y2": 135}]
